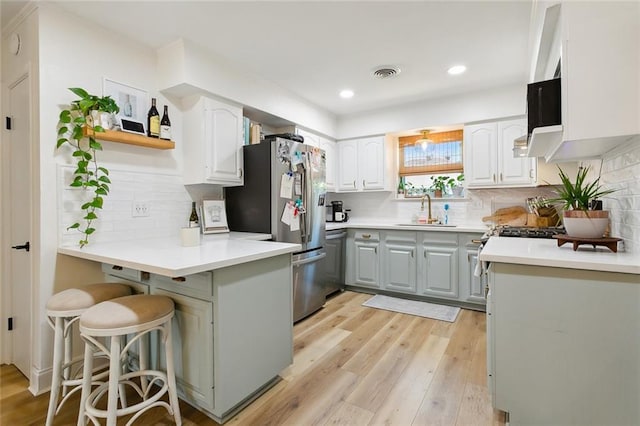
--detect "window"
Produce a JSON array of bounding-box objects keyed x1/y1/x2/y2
[{"x1": 398, "y1": 130, "x2": 463, "y2": 176}]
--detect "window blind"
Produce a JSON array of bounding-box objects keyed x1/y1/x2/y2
[{"x1": 398, "y1": 130, "x2": 463, "y2": 176}]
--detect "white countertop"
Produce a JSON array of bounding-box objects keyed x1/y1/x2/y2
[
  {"x1": 480, "y1": 236, "x2": 640, "y2": 275},
  {"x1": 325, "y1": 220, "x2": 486, "y2": 233},
  {"x1": 59, "y1": 232, "x2": 301, "y2": 277}
]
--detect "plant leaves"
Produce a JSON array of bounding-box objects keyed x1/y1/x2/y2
[
  {"x1": 57, "y1": 138, "x2": 68, "y2": 148},
  {"x1": 81, "y1": 202, "x2": 93, "y2": 210},
  {"x1": 72, "y1": 125, "x2": 83, "y2": 140},
  {"x1": 59, "y1": 110, "x2": 72, "y2": 124},
  {"x1": 67, "y1": 223, "x2": 80, "y2": 230},
  {"x1": 69, "y1": 87, "x2": 89, "y2": 99},
  {"x1": 92, "y1": 197, "x2": 104, "y2": 209},
  {"x1": 69, "y1": 180, "x2": 83, "y2": 188},
  {"x1": 98, "y1": 176, "x2": 111, "y2": 183},
  {"x1": 95, "y1": 187, "x2": 108, "y2": 195},
  {"x1": 85, "y1": 228, "x2": 96, "y2": 235},
  {"x1": 93, "y1": 125, "x2": 105, "y2": 133},
  {"x1": 73, "y1": 116, "x2": 86, "y2": 124},
  {"x1": 84, "y1": 212, "x2": 98, "y2": 220},
  {"x1": 82, "y1": 151, "x2": 92, "y2": 160},
  {"x1": 77, "y1": 160, "x2": 88, "y2": 169},
  {"x1": 98, "y1": 167, "x2": 109, "y2": 175},
  {"x1": 58, "y1": 126, "x2": 68, "y2": 135},
  {"x1": 72, "y1": 150, "x2": 84, "y2": 157}
]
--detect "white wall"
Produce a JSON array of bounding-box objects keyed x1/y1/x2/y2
[
  {"x1": 29, "y1": 3, "x2": 218, "y2": 393},
  {"x1": 337, "y1": 84, "x2": 525, "y2": 140},
  {"x1": 158, "y1": 38, "x2": 338, "y2": 139}
]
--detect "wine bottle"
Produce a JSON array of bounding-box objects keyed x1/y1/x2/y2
[
  {"x1": 189, "y1": 202, "x2": 199, "y2": 228},
  {"x1": 160, "y1": 105, "x2": 171, "y2": 140},
  {"x1": 147, "y1": 98, "x2": 160, "y2": 138}
]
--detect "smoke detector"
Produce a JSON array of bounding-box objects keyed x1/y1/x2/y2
[{"x1": 372, "y1": 66, "x2": 401, "y2": 79}]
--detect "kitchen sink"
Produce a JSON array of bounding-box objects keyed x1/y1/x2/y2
[{"x1": 395, "y1": 223, "x2": 457, "y2": 227}]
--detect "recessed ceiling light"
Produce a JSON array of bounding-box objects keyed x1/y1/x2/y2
[
  {"x1": 339, "y1": 89, "x2": 354, "y2": 99},
  {"x1": 448, "y1": 65, "x2": 467, "y2": 75}
]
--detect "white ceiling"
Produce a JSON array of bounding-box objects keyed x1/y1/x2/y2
[{"x1": 2, "y1": 1, "x2": 532, "y2": 117}]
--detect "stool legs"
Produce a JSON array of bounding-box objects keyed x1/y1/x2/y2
[
  {"x1": 106, "y1": 336, "x2": 121, "y2": 426},
  {"x1": 164, "y1": 320, "x2": 182, "y2": 426},
  {"x1": 45, "y1": 317, "x2": 65, "y2": 426}
]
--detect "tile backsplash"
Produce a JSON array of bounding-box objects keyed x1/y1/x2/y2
[
  {"x1": 327, "y1": 186, "x2": 558, "y2": 228},
  {"x1": 596, "y1": 138, "x2": 640, "y2": 253},
  {"x1": 58, "y1": 165, "x2": 221, "y2": 246}
]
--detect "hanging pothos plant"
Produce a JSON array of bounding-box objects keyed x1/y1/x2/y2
[{"x1": 57, "y1": 87, "x2": 119, "y2": 247}]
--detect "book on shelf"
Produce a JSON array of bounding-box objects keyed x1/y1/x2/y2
[{"x1": 250, "y1": 123, "x2": 262, "y2": 144}]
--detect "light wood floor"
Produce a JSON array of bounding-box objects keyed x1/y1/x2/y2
[{"x1": 1, "y1": 290, "x2": 505, "y2": 425}]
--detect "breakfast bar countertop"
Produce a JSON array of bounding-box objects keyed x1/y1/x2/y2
[
  {"x1": 58, "y1": 232, "x2": 301, "y2": 278},
  {"x1": 480, "y1": 236, "x2": 640, "y2": 275}
]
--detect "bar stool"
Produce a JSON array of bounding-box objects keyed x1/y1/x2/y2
[
  {"x1": 77, "y1": 294, "x2": 182, "y2": 426},
  {"x1": 45, "y1": 283, "x2": 132, "y2": 426}
]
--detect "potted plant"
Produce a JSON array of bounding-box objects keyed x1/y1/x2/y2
[
  {"x1": 548, "y1": 166, "x2": 616, "y2": 238},
  {"x1": 430, "y1": 175, "x2": 456, "y2": 198},
  {"x1": 451, "y1": 173, "x2": 465, "y2": 197},
  {"x1": 57, "y1": 87, "x2": 119, "y2": 247}
]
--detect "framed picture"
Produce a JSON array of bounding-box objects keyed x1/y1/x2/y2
[
  {"x1": 102, "y1": 77, "x2": 148, "y2": 123},
  {"x1": 200, "y1": 200, "x2": 229, "y2": 234}
]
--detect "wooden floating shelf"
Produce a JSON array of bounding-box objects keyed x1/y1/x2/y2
[{"x1": 83, "y1": 127, "x2": 175, "y2": 150}]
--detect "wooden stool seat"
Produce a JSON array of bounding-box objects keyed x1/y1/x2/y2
[
  {"x1": 78, "y1": 294, "x2": 182, "y2": 426},
  {"x1": 45, "y1": 283, "x2": 132, "y2": 426}
]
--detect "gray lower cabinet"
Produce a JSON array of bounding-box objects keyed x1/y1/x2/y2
[
  {"x1": 382, "y1": 231, "x2": 417, "y2": 293},
  {"x1": 348, "y1": 230, "x2": 380, "y2": 288},
  {"x1": 152, "y1": 287, "x2": 215, "y2": 413},
  {"x1": 418, "y1": 232, "x2": 459, "y2": 299},
  {"x1": 345, "y1": 229, "x2": 485, "y2": 308}
]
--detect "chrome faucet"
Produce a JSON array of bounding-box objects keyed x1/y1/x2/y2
[{"x1": 420, "y1": 194, "x2": 437, "y2": 224}]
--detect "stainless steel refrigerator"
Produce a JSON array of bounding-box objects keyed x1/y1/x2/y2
[{"x1": 225, "y1": 137, "x2": 327, "y2": 322}]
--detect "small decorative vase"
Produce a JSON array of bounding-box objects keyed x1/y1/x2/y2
[
  {"x1": 434, "y1": 189, "x2": 443, "y2": 198},
  {"x1": 563, "y1": 210, "x2": 609, "y2": 238}
]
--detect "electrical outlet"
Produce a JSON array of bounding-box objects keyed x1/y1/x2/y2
[
  {"x1": 132, "y1": 201, "x2": 150, "y2": 217},
  {"x1": 471, "y1": 199, "x2": 484, "y2": 209}
]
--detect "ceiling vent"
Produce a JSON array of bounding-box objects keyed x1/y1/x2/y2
[{"x1": 372, "y1": 66, "x2": 401, "y2": 79}]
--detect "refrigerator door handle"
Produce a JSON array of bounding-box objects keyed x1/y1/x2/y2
[
  {"x1": 303, "y1": 154, "x2": 313, "y2": 243},
  {"x1": 292, "y1": 252, "x2": 326, "y2": 267}
]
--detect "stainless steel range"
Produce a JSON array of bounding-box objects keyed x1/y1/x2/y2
[{"x1": 497, "y1": 226, "x2": 566, "y2": 238}]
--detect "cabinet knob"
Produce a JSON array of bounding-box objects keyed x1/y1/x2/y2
[
  {"x1": 362, "y1": 234, "x2": 371, "y2": 239},
  {"x1": 172, "y1": 277, "x2": 186, "y2": 282},
  {"x1": 411, "y1": 250, "x2": 414, "y2": 258},
  {"x1": 500, "y1": 172, "x2": 503, "y2": 182},
  {"x1": 353, "y1": 180, "x2": 356, "y2": 188},
  {"x1": 362, "y1": 179, "x2": 365, "y2": 188},
  {"x1": 492, "y1": 174, "x2": 496, "y2": 182},
  {"x1": 112, "y1": 265, "x2": 123, "y2": 271},
  {"x1": 239, "y1": 168, "x2": 243, "y2": 178}
]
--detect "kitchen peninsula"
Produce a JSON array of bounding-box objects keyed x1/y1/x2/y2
[
  {"x1": 481, "y1": 237, "x2": 640, "y2": 425},
  {"x1": 59, "y1": 233, "x2": 300, "y2": 423}
]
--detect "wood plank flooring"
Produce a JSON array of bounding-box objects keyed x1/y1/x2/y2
[{"x1": 0, "y1": 290, "x2": 505, "y2": 425}]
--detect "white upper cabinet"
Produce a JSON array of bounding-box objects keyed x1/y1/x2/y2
[
  {"x1": 183, "y1": 96, "x2": 244, "y2": 186},
  {"x1": 337, "y1": 136, "x2": 386, "y2": 192},
  {"x1": 528, "y1": 1, "x2": 640, "y2": 161},
  {"x1": 465, "y1": 118, "x2": 536, "y2": 188}
]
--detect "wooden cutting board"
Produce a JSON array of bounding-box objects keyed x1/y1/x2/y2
[{"x1": 482, "y1": 206, "x2": 528, "y2": 225}]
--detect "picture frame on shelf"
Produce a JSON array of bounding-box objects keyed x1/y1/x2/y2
[
  {"x1": 103, "y1": 77, "x2": 148, "y2": 124},
  {"x1": 200, "y1": 199, "x2": 229, "y2": 234}
]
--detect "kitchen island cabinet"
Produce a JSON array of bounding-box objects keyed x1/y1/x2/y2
[
  {"x1": 59, "y1": 234, "x2": 300, "y2": 423},
  {"x1": 481, "y1": 237, "x2": 640, "y2": 425}
]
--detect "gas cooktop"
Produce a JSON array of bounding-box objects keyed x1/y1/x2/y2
[{"x1": 498, "y1": 226, "x2": 566, "y2": 239}]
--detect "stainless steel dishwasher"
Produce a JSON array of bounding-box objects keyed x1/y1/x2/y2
[{"x1": 325, "y1": 229, "x2": 346, "y2": 296}]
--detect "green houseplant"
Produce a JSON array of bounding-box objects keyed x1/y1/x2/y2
[
  {"x1": 429, "y1": 175, "x2": 457, "y2": 198},
  {"x1": 548, "y1": 165, "x2": 616, "y2": 238},
  {"x1": 57, "y1": 87, "x2": 119, "y2": 247}
]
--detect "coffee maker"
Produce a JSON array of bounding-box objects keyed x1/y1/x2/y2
[{"x1": 326, "y1": 201, "x2": 349, "y2": 222}]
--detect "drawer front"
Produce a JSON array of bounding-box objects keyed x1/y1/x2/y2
[
  {"x1": 150, "y1": 272, "x2": 214, "y2": 301},
  {"x1": 354, "y1": 230, "x2": 380, "y2": 242},
  {"x1": 102, "y1": 263, "x2": 145, "y2": 282},
  {"x1": 419, "y1": 231, "x2": 458, "y2": 245}
]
